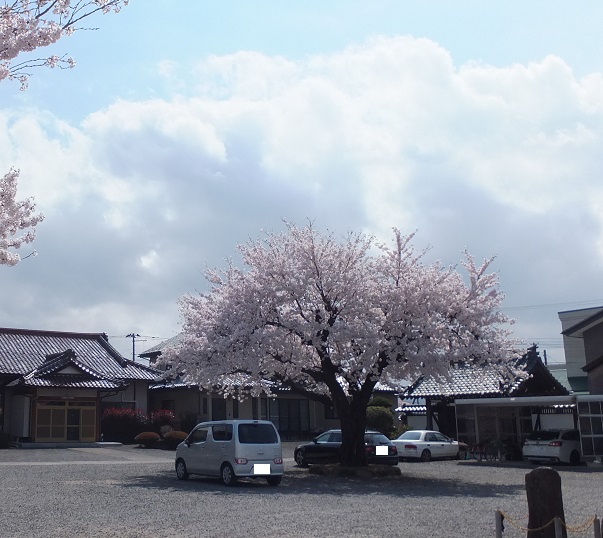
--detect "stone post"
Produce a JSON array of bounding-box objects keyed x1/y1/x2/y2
[{"x1": 525, "y1": 467, "x2": 566, "y2": 538}]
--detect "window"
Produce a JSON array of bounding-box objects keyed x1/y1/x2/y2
[
  {"x1": 212, "y1": 424, "x2": 233, "y2": 441},
  {"x1": 238, "y1": 423, "x2": 278, "y2": 444},
  {"x1": 161, "y1": 400, "x2": 176, "y2": 412},
  {"x1": 232, "y1": 398, "x2": 239, "y2": 419},
  {"x1": 191, "y1": 427, "x2": 208, "y2": 444}
]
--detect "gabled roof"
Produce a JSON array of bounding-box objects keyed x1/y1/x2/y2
[
  {"x1": 0, "y1": 328, "x2": 160, "y2": 383},
  {"x1": 8, "y1": 349, "x2": 126, "y2": 390},
  {"x1": 404, "y1": 347, "x2": 569, "y2": 400}
]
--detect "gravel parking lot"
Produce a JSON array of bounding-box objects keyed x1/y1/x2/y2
[{"x1": 1, "y1": 443, "x2": 602, "y2": 538}]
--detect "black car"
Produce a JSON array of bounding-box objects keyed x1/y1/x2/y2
[{"x1": 294, "y1": 429, "x2": 398, "y2": 466}]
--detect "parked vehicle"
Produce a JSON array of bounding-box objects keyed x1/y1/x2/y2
[
  {"x1": 522, "y1": 429, "x2": 581, "y2": 465},
  {"x1": 392, "y1": 430, "x2": 461, "y2": 461},
  {"x1": 294, "y1": 429, "x2": 399, "y2": 466},
  {"x1": 175, "y1": 420, "x2": 284, "y2": 486}
]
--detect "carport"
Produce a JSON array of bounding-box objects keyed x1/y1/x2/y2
[{"x1": 454, "y1": 395, "x2": 576, "y2": 450}]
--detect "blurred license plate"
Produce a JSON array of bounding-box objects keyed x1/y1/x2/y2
[
  {"x1": 376, "y1": 446, "x2": 388, "y2": 455},
  {"x1": 253, "y1": 464, "x2": 270, "y2": 475}
]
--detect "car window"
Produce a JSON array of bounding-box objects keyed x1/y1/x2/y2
[
  {"x1": 561, "y1": 430, "x2": 580, "y2": 441},
  {"x1": 526, "y1": 431, "x2": 559, "y2": 441},
  {"x1": 434, "y1": 433, "x2": 450, "y2": 442},
  {"x1": 212, "y1": 424, "x2": 233, "y2": 441},
  {"x1": 328, "y1": 432, "x2": 342, "y2": 443},
  {"x1": 398, "y1": 431, "x2": 421, "y2": 441},
  {"x1": 190, "y1": 427, "x2": 209, "y2": 444},
  {"x1": 238, "y1": 423, "x2": 278, "y2": 444},
  {"x1": 425, "y1": 433, "x2": 438, "y2": 442},
  {"x1": 368, "y1": 433, "x2": 390, "y2": 444},
  {"x1": 315, "y1": 432, "x2": 332, "y2": 443}
]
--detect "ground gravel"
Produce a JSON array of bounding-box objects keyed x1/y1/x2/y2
[{"x1": 0, "y1": 443, "x2": 602, "y2": 538}]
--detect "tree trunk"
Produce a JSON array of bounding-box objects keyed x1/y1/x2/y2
[{"x1": 337, "y1": 394, "x2": 369, "y2": 467}]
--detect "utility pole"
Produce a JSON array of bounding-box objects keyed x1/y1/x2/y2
[{"x1": 126, "y1": 333, "x2": 140, "y2": 362}]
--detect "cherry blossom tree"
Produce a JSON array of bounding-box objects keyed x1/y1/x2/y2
[
  {"x1": 1, "y1": 0, "x2": 128, "y2": 89},
  {"x1": 167, "y1": 223, "x2": 516, "y2": 467},
  {"x1": 0, "y1": 168, "x2": 44, "y2": 265},
  {"x1": 0, "y1": 1, "x2": 127, "y2": 265}
]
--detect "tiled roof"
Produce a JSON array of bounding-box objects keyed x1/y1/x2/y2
[
  {"x1": 0, "y1": 328, "x2": 160, "y2": 382},
  {"x1": 15, "y1": 374, "x2": 123, "y2": 390},
  {"x1": 139, "y1": 333, "x2": 185, "y2": 357},
  {"x1": 403, "y1": 347, "x2": 568, "y2": 399}
]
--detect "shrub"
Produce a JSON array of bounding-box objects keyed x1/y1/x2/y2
[
  {"x1": 389, "y1": 423, "x2": 411, "y2": 440},
  {"x1": 163, "y1": 430, "x2": 188, "y2": 450},
  {"x1": 366, "y1": 406, "x2": 395, "y2": 436},
  {"x1": 134, "y1": 431, "x2": 160, "y2": 448},
  {"x1": 101, "y1": 408, "x2": 149, "y2": 444},
  {"x1": 149, "y1": 409, "x2": 176, "y2": 433},
  {"x1": 160, "y1": 424, "x2": 174, "y2": 437},
  {"x1": 367, "y1": 396, "x2": 393, "y2": 409}
]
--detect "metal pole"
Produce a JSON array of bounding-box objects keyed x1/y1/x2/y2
[
  {"x1": 554, "y1": 516, "x2": 563, "y2": 538},
  {"x1": 594, "y1": 516, "x2": 601, "y2": 538}
]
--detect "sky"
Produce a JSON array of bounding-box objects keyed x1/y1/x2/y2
[{"x1": 2, "y1": 1, "x2": 603, "y2": 363}]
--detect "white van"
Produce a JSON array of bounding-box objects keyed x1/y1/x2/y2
[{"x1": 175, "y1": 420, "x2": 284, "y2": 486}]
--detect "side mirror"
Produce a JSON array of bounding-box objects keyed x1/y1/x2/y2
[{"x1": 312, "y1": 438, "x2": 318, "y2": 444}]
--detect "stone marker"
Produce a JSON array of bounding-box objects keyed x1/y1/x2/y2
[{"x1": 525, "y1": 466, "x2": 566, "y2": 538}]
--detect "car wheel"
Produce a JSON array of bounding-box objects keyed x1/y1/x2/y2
[
  {"x1": 295, "y1": 449, "x2": 308, "y2": 467},
  {"x1": 266, "y1": 475, "x2": 282, "y2": 487},
  {"x1": 220, "y1": 463, "x2": 238, "y2": 486},
  {"x1": 456, "y1": 449, "x2": 467, "y2": 460},
  {"x1": 569, "y1": 450, "x2": 581, "y2": 466},
  {"x1": 175, "y1": 458, "x2": 189, "y2": 480},
  {"x1": 420, "y1": 449, "x2": 432, "y2": 462}
]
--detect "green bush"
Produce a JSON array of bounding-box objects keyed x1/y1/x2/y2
[
  {"x1": 0, "y1": 431, "x2": 12, "y2": 449},
  {"x1": 389, "y1": 423, "x2": 411, "y2": 440},
  {"x1": 134, "y1": 431, "x2": 160, "y2": 448},
  {"x1": 366, "y1": 406, "x2": 395, "y2": 436},
  {"x1": 367, "y1": 396, "x2": 393, "y2": 409},
  {"x1": 163, "y1": 430, "x2": 188, "y2": 450}
]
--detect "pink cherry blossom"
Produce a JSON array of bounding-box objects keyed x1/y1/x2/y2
[
  {"x1": 1, "y1": 1, "x2": 128, "y2": 89},
  {"x1": 0, "y1": 169, "x2": 44, "y2": 266},
  {"x1": 166, "y1": 222, "x2": 518, "y2": 466}
]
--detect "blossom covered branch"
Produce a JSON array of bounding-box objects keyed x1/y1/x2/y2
[
  {"x1": 1, "y1": 0, "x2": 128, "y2": 89},
  {"x1": 0, "y1": 168, "x2": 44, "y2": 266}
]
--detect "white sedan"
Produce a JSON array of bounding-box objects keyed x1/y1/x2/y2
[{"x1": 392, "y1": 430, "x2": 461, "y2": 461}]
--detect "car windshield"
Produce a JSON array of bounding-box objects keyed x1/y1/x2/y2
[
  {"x1": 238, "y1": 423, "x2": 278, "y2": 444},
  {"x1": 398, "y1": 431, "x2": 422, "y2": 440},
  {"x1": 526, "y1": 431, "x2": 560, "y2": 441}
]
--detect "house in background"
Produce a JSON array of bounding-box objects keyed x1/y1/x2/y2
[
  {"x1": 0, "y1": 328, "x2": 159, "y2": 443},
  {"x1": 559, "y1": 306, "x2": 603, "y2": 393},
  {"x1": 402, "y1": 345, "x2": 571, "y2": 447},
  {"x1": 140, "y1": 335, "x2": 401, "y2": 440},
  {"x1": 560, "y1": 306, "x2": 603, "y2": 394}
]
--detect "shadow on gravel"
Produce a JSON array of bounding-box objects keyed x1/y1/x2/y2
[{"x1": 117, "y1": 468, "x2": 523, "y2": 499}]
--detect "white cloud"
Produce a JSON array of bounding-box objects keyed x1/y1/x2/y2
[{"x1": 2, "y1": 35, "x2": 603, "y2": 360}]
